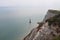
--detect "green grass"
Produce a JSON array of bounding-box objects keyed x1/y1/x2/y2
[
  {"x1": 48, "y1": 10, "x2": 60, "y2": 14},
  {"x1": 46, "y1": 14, "x2": 60, "y2": 26},
  {"x1": 53, "y1": 36, "x2": 60, "y2": 40}
]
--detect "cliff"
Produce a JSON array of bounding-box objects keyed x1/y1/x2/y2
[
  {"x1": 43, "y1": 9, "x2": 60, "y2": 22},
  {"x1": 23, "y1": 9, "x2": 60, "y2": 40}
]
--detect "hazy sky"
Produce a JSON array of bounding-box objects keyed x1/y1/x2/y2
[
  {"x1": 0, "y1": 0, "x2": 60, "y2": 17},
  {"x1": 0, "y1": 0, "x2": 60, "y2": 8}
]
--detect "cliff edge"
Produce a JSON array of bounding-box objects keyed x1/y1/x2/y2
[{"x1": 23, "y1": 9, "x2": 60, "y2": 40}]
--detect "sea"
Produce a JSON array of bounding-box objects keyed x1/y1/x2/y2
[{"x1": 0, "y1": 7, "x2": 45, "y2": 40}]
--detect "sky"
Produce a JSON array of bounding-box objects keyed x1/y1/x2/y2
[
  {"x1": 0, "y1": 0, "x2": 60, "y2": 8},
  {"x1": 0, "y1": 0, "x2": 60, "y2": 18}
]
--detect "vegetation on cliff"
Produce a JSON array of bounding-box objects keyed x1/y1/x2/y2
[
  {"x1": 48, "y1": 10, "x2": 60, "y2": 14},
  {"x1": 46, "y1": 14, "x2": 60, "y2": 26},
  {"x1": 53, "y1": 36, "x2": 60, "y2": 40}
]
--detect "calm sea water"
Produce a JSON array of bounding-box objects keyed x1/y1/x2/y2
[{"x1": 0, "y1": 8, "x2": 45, "y2": 40}]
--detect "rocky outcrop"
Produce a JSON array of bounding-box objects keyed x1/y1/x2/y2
[{"x1": 23, "y1": 9, "x2": 60, "y2": 40}]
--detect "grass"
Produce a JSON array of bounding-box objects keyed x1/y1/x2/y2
[
  {"x1": 48, "y1": 10, "x2": 60, "y2": 14},
  {"x1": 53, "y1": 36, "x2": 60, "y2": 40},
  {"x1": 46, "y1": 14, "x2": 60, "y2": 26}
]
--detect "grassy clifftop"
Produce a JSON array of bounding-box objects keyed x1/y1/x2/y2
[
  {"x1": 43, "y1": 9, "x2": 60, "y2": 22},
  {"x1": 48, "y1": 9, "x2": 60, "y2": 14},
  {"x1": 46, "y1": 14, "x2": 60, "y2": 26}
]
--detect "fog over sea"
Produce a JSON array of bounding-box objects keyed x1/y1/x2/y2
[{"x1": 0, "y1": 7, "x2": 45, "y2": 40}]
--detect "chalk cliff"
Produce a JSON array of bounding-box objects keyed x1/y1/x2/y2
[{"x1": 23, "y1": 9, "x2": 60, "y2": 40}]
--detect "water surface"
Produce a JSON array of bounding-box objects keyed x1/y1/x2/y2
[{"x1": 0, "y1": 8, "x2": 45, "y2": 40}]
